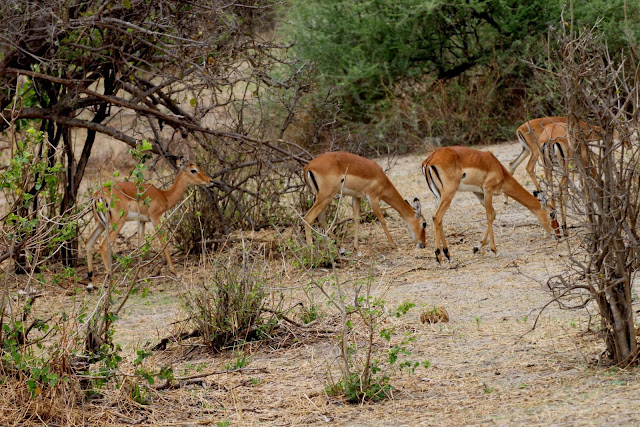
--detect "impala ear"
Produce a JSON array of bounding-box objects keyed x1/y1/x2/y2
[
  {"x1": 177, "y1": 156, "x2": 187, "y2": 169},
  {"x1": 533, "y1": 190, "x2": 547, "y2": 207},
  {"x1": 412, "y1": 197, "x2": 422, "y2": 216}
]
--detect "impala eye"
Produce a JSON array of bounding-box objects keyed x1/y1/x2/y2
[{"x1": 191, "y1": 169, "x2": 198, "y2": 174}]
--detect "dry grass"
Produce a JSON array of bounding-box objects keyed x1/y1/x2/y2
[
  {"x1": 2, "y1": 142, "x2": 640, "y2": 425},
  {"x1": 420, "y1": 306, "x2": 449, "y2": 324}
]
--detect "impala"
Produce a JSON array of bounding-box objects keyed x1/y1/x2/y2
[
  {"x1": 537, "y1": 121, "x2": 609, "y2": 236},
  {"x1": 508, "y1": 116, "x2": 567, "y2": 192},
  {"x1": 303, "y1": 151, "x2": 427, "y2": 255},
  {"x1": 83, "y1": 157, "x2": 214, "y2": 286},
  {"x1": 422, "y1": 146, "x2": 560, "y2": 263},
  {"x1": 508, "y1": 117, "x2": 613, "y2": 192}
]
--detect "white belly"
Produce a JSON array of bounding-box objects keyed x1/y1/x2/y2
[
  {"x1": 340, "y1": 187, "x2": 367, "y2": 199},
  {"x1": 126, "y1": 211, "x2": 151, "y2": 222},
  {"x1": 458, "y1": 182, "x2": 483, "y2": 193}
]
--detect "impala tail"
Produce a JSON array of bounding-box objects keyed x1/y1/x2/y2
[
  {"x1": 93, "y1": 195, "x2": 111, "y2": 228},
  {"x1": 305, "y1": 170, "x2": 320, "y2": 194},
  {"x1": 423, "y1": 164, "x2": 442, "y2": 202},
  {"x1": 516, "y1": 130, "x2": 529, "y2": 153}
]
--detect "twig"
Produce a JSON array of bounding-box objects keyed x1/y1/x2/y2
[{"x1": 154, "y1": 367, "x2": 268, "y2": 390}]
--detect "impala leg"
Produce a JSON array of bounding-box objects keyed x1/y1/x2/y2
[
  {"x1": 317, "y1": 210, "x2": 328, "y2": 235},
  {"x1": 432, "y1": 194, "x2": 454, "y2": 263},
  {"x1": 526, "y1": 149, "x2": 543, "y2": 192},
  {"x1": 505, "y1": 146, "x2": 530, "y2": 204},
  {"x1": 151, "y1": 216, "x2": 179, "y2": 278},
  {"x1": 303, "y1": 194, "x2": 334, "y2": 245},
  {"x1": 473, "y1": 192, "x2": 488, "y2": 254},
  {"x1": 370, "y1": 198, "x2": 397, "y2": 250},
  {"x1": 351, "y1": 197, "x2": 362, "y2": 255},
  {"x1": 316, "y1": 210, "x2": 337, "y2": 241},
  {"x1": 84, "y1": 221, "x2": 106, "y2": 284},
  {"x1": 545, "y1": 148, "x2": 569, "y2": 236},
  {"x1": 99, "y1": 216, "x2": 127, "y2": 277},
  {"x1": 477, "y1": 191, "x2": 497, "y2": 255},
  {"x1": 559, "y1": 169, "x2": 569, "y2": 237},
  {"x1": 508, "y1": 145, "x2": 530, "y2": 176},
  {"x1": 541, "y1": 150, "x2": 557, "y2": 218},
  {"x1": 137, "y1": 220, "x2": 146, "y2": 247}
]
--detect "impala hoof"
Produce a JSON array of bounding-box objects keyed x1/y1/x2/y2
[
  {"x1": 473, "y1": 246, "x2": 480, "y2": 254},
  {"x1": 79, "y1": 274, "x2": 95, "y2": 291}
]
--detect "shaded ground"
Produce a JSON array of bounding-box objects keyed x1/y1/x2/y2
[{"x1": 21, "y1": 142, "x2": 640, "y2": 425}]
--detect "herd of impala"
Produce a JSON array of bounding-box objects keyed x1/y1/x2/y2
[{"x1": 82, "y1": 116, "x2": 617, "y2": 286}]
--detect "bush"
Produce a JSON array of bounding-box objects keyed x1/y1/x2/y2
[
  {"x1": 280, "y1": 0, "x2": 640, "y2": 149},
  {"x1": 182, "y1": 254, "x2": 269, "y2": 350},
  {"x1": 169, "y1": 147, "x2": 306, "y2": 254}
]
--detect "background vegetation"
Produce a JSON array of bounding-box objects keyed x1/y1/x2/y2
[{"x1": 281, "y1": 0, "x2": 640, "y2": 151}]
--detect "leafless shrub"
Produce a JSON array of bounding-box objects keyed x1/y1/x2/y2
[
  {"x1": 170, "y1": 143, "x2": 310, "y2": 253},
  {"x1": 544, "y1": 23, "x2": 640, "y2": 365}
]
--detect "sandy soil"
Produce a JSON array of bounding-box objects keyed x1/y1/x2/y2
[{"x1": 20, "y1": 142, "x2": 640, "y2": 425}]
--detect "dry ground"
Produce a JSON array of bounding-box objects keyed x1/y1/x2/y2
[{"x1": 12, "y1": 142, "x2": 640, "y2": 426}]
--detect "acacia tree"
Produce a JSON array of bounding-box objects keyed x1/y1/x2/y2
[
  {"x1": 545, "y1": 26, "x2": 640, "y2": 365},
  {"x1": 0, "y1": 0, "x2": 312, "y2": 266}
]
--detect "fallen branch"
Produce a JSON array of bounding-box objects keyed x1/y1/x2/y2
[{"x1": 154, "y1": 367, "x2": 268, "y2": 390}]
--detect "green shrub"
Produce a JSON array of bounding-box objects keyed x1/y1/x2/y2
[
  {"x1": 280, "y1": 0, "x2": 640, "y2": 148},
  {"x1": 182, "y1": 255, "x2": 268, "y2": 350}
]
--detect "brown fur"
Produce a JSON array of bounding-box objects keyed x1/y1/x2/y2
[
  {"x1": 509, "y1": 116, "x2": 567, "y2": 191},
  {"x1": 303, "y1": 151, "x2": 427, "y2": 253},
  {"x1": 420, "y1": 306, "x2": 450, "y2": 324},
  {"x1": 422, "y1": 146, "x2": 560, "y2": 263},
  {"x1": 537, "y1": 122, "x2": 614, "y2": 235},
  {"x1": 83, "y1": 158, "x2": 214, "y2": 286}
]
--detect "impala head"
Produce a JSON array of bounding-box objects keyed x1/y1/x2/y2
[
  {"x1": 405, "y1": 197, "x2": 427, "y2": 248},
  {"x1": 177, "y1": 157, "x2": 215, "y2": 188},
  {"x1": 533, "y1": 190, "x2": 561, "y2": 238}
]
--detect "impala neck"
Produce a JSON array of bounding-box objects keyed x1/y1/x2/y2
[
  {"x1": 162, "y1": 170, "x2": 190, "y2": 209},
  {"x1": 381, "y1": 183, "x2": 415, "y2": 223},
  {"x1": 502, "y1": 174, "x2": 550, "y2": 225}
]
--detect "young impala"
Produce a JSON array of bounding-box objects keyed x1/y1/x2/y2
[
  {"x1": 83, "y1": 157, "x2": 214, "y2": 286},
  {"x1": 422, "y1": 146, "x2": 560, "y2": 263},
  {"x1": 303, "y1": 151, "x2": 427, "y2": 255}
]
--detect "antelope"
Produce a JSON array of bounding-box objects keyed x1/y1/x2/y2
[
  {"x1": 83, "y1": 157, "x2": 214, "y2": 287},
  {"x1": 422, "y1": 146, "x2": 560, "y2": 263},
  {"x1": 303, "y1": 151, "x2": 427, "y2": 255},
  {"x1": 508, "y1": 117, "x2": 614, "y2": 191},
  {"x1": 508, "y1": 116, "x2": 567, "y2": 192},
  {"x1": 537, "y1": 121, "x2": 614, "y2": 236}
]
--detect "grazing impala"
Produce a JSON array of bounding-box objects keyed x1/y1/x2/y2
[
  {"x1": 83, "y1": 157, "x2": 214, "y2": 286},
  {"x1": 303, "y1": 151, "x2": 427, "y2": 255},
  {"x1": 537, "y1": 121, "x2": 612, "y2": 236},
  {"x1": 508, "y1": 117, "x2": 614, "y2": 191},
  {"x1": 508, "y1": 116, "x2": 567, "y2": 192},
  {"x1": 422, "y1": 146, "x2": 560, "y2": 263}
]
